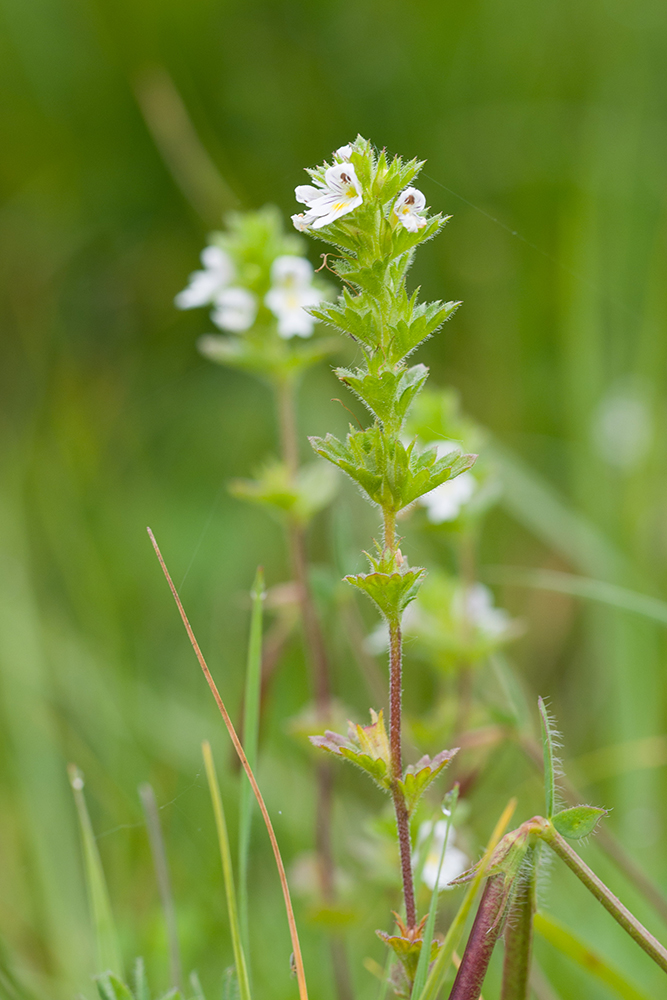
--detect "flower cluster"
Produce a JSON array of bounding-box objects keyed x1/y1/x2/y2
[
  {"x1": 292, "y1": 142, "x2": 428, "y2": 235},
  {"x1": 175, "y1": 207, "x2": 324, "y2": 339}
]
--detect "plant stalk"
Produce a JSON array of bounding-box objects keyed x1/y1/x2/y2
[
  {"x1": 543, "y1": 824, "x2": 667, "y2": 973},
  {"x1": 383, "y1": 507, "x2": 417, "y2": 930},
  {"x1": 500, "y1": 862, "x2": 535, "y2": 1000},
  {"x1": 449, "y1": 874, "x2": 507, "y2": 1000}
]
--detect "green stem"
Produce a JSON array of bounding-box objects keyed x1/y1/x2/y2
[
  {"x1": 542, "y1": 824, "x2": 667, "y2": 973},
  {"x1": 501, "y1": 858, "x2": 535, "y2": 1000}
]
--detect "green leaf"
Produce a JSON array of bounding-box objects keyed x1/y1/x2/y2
[
  {"x1": 397, "y1": 749, "x2": 458, "y2": 815},
  {"x1": 202, "y1": 744, "x2": 252, "y2": 1000},
  {"x1": 133, "y1": 958, "x2": 151, "y2": 1000},
  {"x1": 68, "y1": 766, "x2": 122, "y2": 976},
  {"x1": 310, "y1": 710, "x2": 392, "y2": 791},
  {"x1": 337, "y1": 363, "x2": 429, "y2": 430},
  {"x1": 309, "y1": 425, "x2": 475, "y2": 512},
  {"x1": 198, "y1": 332, "x2": 337, "y2": 381},
  {"x1": 238, "y1": 567, "x2": 265, "y2": 966},
  {"x1": 230, "y1": 459, "x2": 338, "y2": 524},
  {"x1": 552, "y1": 805, "x2": 607, "y2": 840},
  {"x1": 346, "y1": 566, "x2": 425, "y2": 620},
  {"x1": 411, "y1": 788, "x2": 459, "y2": 1000},
  {"x1": 96, "y1": 973, "x2": 134, "y2": 1000},
  {"x1": 387, "y1": 298, "x2": 460, "y2": 363},
  {"x1": 188, "y1": 972, "x2": 206, "y2": 1000}
]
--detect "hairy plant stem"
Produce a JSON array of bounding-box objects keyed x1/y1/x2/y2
[
  {"x1": 500, "y1": 860, "x2": 535, "y2": 1000},
  {"x1": 384, "y1": 508, "x2": 417, "y2": 930},
  {"x1": 543, "y1": 824, "x2": 667, "y2": 973},
  {"x1": 275, "y1": 376, "x2": 353, "y2": 1000},
  {"x1": 521, "y1": 735, "x2": 667, "y2": 927},
  {"x1": 449, "y1": 874, "x2": 507, "y2": 1000}
]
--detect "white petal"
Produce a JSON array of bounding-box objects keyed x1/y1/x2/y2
[
  {"x1": 334, "y1": 143, "x2": 353, "y2": 160},
  {"x1": 420, "y1": 473, "x2": 476, "y2": 523},
  {"x1": 277, "y1": 308, "x2": 315, "y2": 338},
  {"x1": 295, "y1": 184, "x2": 323, "y2": 206},
  {"x1": 324, "y1": 162, "x2": 361, "y2": 196},
  {"x1": 271, "y1": 255, "x2": 313, "y2": 287},
  {"x1": 291, "y1": 213, "x2": 310, "y2": 232},
  {"x1": 211, "y1": 287, "x2": 257, "y2": 332},
  {"x1": 200, "y1": 245, "x2": 235, "y2": 283},
  {"x1": 311, "y1": 194, "x2": 363, "y2": 228},
  {"x1": 174, "y1": 269, "x2": 222, "y2": 309},
  {"x1": 395, "y1": 187, "x2": 426, "y2": 213}
]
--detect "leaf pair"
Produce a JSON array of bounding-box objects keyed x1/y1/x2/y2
[
  {"x1": 310, "y1": 709, "x2": 457, "y2": 815},
  {"x1": 309, "y1": 424, "x2": 475, "y2": 514}
]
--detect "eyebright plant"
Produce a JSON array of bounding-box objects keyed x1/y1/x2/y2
[{"x1": 292, "y1": 135, "x2": 475, "y2": 975}]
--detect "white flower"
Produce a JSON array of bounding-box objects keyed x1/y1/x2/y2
[
  {"x1": 420, "y1": 473, "x2": 476, "y2": 523},
  {"x1": 175, "y1": 246, "x2": 235, "y2": 309},
  {"x1": 293, "y1": 163, "x2": 363, "y2": 230},
  {"x1": 452, "y1": 584, "x2": 510, "y2": 638},
  {"x1": 591, "y1": 388, "x2": 652, "y2": 470},
  {"x1": 211, "y1": 287, "x2": 257, "y2": 333},
  {"x1": 414, "y1": 820, "x2": 468, "y2": 892},
  {"x1": 265, "y1": 256, "x2": 322, "y2": 338},
  {"x1": 291, "y1": 213, "x2": 311, "y2": 232},
  {"x1": 417, "y1": 440, "x2": 476, "y2": 523},
  {"x1": 393, "y1": 187, "x2": 427, "y2": 232},
  {"x1": 334, "y1": 143, "x2": 353, "y2": 160}
]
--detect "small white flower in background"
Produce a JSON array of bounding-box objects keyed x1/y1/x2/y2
[
  {"x1": 420, "y1": 474, "x2": 476, "y2": 523},
  {"x1": 265, "y1": 256, "x2": 322, "y2": 338},
  {"x1": 175, "y1": 245, "x2": 235, "y2": 309},
  {"x1": 334, "y1": 143, "x2": 353, "y2": 160},
  {"x1": 452, "y1": 583, "x2": 510, "y2": 638},
  {"x1": 414, "y1": 820, "x2": 468, "y2": 892},
  {"x1": 211, "y1": 287, "x2": 258, "y2": 333},
  {"x1": 293, "y1": 163, "x2": 363, "y2": 231},
  {"x1": 393, "y1": 187, "x2": 427, "y2": 232},
  {"x1": 418, "y1": 440, "x2": 476, "y2": 523},
  {"x1": 591, "y1": 387, "x2": 652, "y2": 471}
]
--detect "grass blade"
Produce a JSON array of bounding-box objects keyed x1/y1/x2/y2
[
  {"x1": 149, "y1": 528, "x2": 309, "y2": 1000},
  {"x1": 534, "y1": 911, "x2": 651, "y2": 1000},
  {"x1": 67, "y1": 765, "x2": 122, "y2": 975},
  {"x1": 238, "y1": 567, "x2": 265, "y2": 962},
  {"x1": 202, "y1": 741, "x2": 251, "y2": 1000},
  {"x1": 415, "y1": 797, "x2": 517, "y2": 1000},
  {"x1": 411, "y1": 786, "x2": 459, "y2": 999},
  {"x1": 485, "y1": 566, "x2": 667, "y2": 627},
  {"x1": 139, "y1": 783, "x2": 182, "y2": 992}
]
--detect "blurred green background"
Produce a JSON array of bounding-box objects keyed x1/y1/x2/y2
[{"x1": 2, "y1": 0, "x2": 667, "y2": 997}]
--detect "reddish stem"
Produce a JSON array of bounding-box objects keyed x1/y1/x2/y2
[
  {"x1": 449, "y1": 874, "x2": 507, "y2": 1000},
  {"x1": 389, "y1": 618, "x2": 416, "y2": 929}
]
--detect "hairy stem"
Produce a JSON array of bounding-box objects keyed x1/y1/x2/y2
[
  {"x1": 449, "y1": 874, "x2": 507, "y2": 1000},
  {"x1": 389, "y1": 617, "x2": 416, "y2": 929},
  {"x1": 521, "y1": 734, "x2": 667, "y2": 927},
  {"x1": 543, "y1": 825, "x2": 667, "y2": 973},
  {"x1": 501, "y1": 862, "x2": 535, "y2": 1000},
  {"x1": 384, "y1": 507, "x2": 417, "y2": 930}
]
